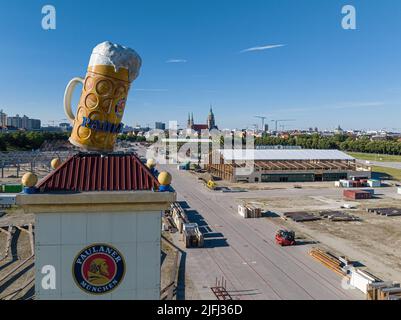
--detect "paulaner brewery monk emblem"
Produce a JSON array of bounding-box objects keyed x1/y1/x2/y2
[
  {"x1": 72, "y1": 244, "x2": 125, "y2": 295},
  {"x1": 64, "y1": 41, "x2": 141, "y2": 152}
]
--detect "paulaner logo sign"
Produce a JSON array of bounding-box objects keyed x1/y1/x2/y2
[
  {"x1": 72, "y1": 244, "x2": 125, "y2": 295},
  {"x1": 81, "y1": 116, "x2": 124, "y2": 134}
]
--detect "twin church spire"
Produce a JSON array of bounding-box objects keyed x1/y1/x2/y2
[{"x1": 187, "y1": 106, "x2": 217, "y2": 130}]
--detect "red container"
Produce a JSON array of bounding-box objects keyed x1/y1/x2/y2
[
  {"x1": 352, "y1": 181, "x2": 362, "y2": 188},
  {"x1": 343, "y1": 189, "x2": 372, "y2": 200}
]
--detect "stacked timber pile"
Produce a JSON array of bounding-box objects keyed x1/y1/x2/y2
[
  {"x1": 238, "y1": 204, "x2": 262, "y2": 218},
  {"x1": 162, "y1": 209, "x2": 178, "y2": 233},
  {"x1": 366, "y1": 207, "x2": 401, "y2": 217},
  {"x1": 284, "y1": 211, "x2": 321, "y2": 222},
  {"x1": 367, "y1": 282, "x2": 401, "y2": 300},
  {"x1": 170, "y1": 202, "x2": 189, "y2": 233},
  {"x1": 309, "y1": 248, "x2": 351, "y2": 276},
  {"x1": 318, "y1": 211, "x2": 360, "y2": 222},
  {"x1": 182, "y1": 223, "x2": 204, "y2": 248}
]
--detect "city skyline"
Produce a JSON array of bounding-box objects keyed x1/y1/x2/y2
[
  {"x1": 1, "y1": 107, "x2": 401, "y2": 134},
  {"x1": 0, "y1": 1, "x2": 400, "y2": 131}
]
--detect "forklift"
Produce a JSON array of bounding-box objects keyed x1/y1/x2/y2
[{"x1": 275, "y1": 229, "x2": 296, "y2": 246}]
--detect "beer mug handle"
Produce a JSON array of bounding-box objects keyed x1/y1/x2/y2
[{"x1": 63, "y1": 77, "x2": 84, "y2": 124}]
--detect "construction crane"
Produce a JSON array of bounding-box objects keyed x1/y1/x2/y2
[
  {"x1": 46, "y1": 119, "x2": 68, "y2": 127},
  {"x1": 271, "y1": 119, "x2": 295, "y2": 132},
  {"x1": 254, "y1": 116, "x2": 267, "y2": 131}
]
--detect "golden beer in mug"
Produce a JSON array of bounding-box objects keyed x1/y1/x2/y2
[{"x1": 64, "y1": 42, "x2": 141, "y2": 152}]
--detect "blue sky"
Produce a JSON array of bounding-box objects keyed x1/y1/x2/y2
[{"x1": 0, "y1": 0, "x2": 400, "y2": 131}]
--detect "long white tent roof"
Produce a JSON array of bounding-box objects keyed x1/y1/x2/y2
[{"x1": 218, "y1": 149, "x2": 355, "y2": 161}]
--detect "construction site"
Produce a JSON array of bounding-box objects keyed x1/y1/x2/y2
[
  {"x1": 141, "y1": 143, "x2": 401, "y2": 300},
  {"x1": 1, "y1": 142, "x2": 401, "y2": 300}
]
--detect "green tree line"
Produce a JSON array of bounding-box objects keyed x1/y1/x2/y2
[
  {"x1": 255, "y1": 134, "x2": 401, "y2": 155},
  {"x1": 118, "y1": 134, "x2": 147, "y2": 142},
  {"x1": 0, "y1": 131, "x2": 70, "y2": 151},
  {"x1": 2, "y1": 131, "x2": 401, "y2": 155},
  {"x1": 0, "y1": 131, "x2": 146, "y2": 151}
]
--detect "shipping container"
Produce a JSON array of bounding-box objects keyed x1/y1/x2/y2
[
  {"x1": 351, "y1": 181, "x2": 363, "y2": 188},
  {"x1": 1, "y1": 184, "x2": 23, "y2": 193},
  {"x1": 340, "y1": 180, "x2": 352, "y2": 188},
  {"x1": 0, "y1": 195, "x2": 16, "y2": 206},
  {"x1": 343, "y1": 189, "x2": 372, "y2": 200},
  {"x1": 177, "y1": 162, "x2": 190, "y2": 170},
  {"x1": 367, "y1": 179, "x2": 381, "y2": 188}
]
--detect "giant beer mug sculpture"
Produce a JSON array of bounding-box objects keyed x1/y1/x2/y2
[{"x1": 64, "y1": 41, "x2": 141, "y2": 152}]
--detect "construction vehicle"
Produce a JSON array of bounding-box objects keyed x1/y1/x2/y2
[
  {"x1": 206, "y1": 180, "x2": 217, "y2": 190},
  {"x1": 275, "y1": 229, "x2": 296, "y2": 246}
]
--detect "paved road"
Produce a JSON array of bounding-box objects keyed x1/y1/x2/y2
[
  {"x1": 134, "y1": 145, "x2": 363, "y2": 300},
  {"x1": 368, "y1": 161, "x2": 401, "y2": 170},
  {"x1": 166, "y1": 168, "x2": 364, "y2": 300}
]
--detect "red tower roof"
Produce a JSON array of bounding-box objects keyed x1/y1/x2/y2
[
  {"x1": 192, "y1": 124, "x2": 208, "y2": 131},
  {"x1": 36, "y1": 153, "x2": 160, "y2": 192}
]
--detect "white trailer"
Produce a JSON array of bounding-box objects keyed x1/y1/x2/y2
[{"x1": 0, "y1": 195, "x2": 16, "y2": 208}]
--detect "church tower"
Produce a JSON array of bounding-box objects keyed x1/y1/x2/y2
[
  {"x1": 187, "y1": 113, "x2": 194, "y2": 129},
  {"x1": 207, "y1": 106, "x2": 216, "y2": 130}
]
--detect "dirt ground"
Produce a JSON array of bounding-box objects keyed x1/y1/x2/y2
[
  {"x1": 1, "y1": 164, "x2": 51, "y2": 184},
  {"x1": 216, "y1": 178, "x2": 335, "y2": 191},
  {"x1": 161, "y1": 231, "x2": 178, "y2": 294},
  {"x1": 0, "y1": 207, "x2": 34, "y2": 227},
  {"x1": 0, "y1": 207, "x2": 35, "y2": 300},
  {"x1": 247, "y1": 194, "x2": 401, "y2": 284}
]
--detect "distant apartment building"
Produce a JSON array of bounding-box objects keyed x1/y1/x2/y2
[
  {"x1": 0, "y1": 109, "x2": 7, "y2": 128},
  {"x1": 6, "y1": 114, "x2": 41, "y2": 130},
  {"x1": 155, "y1": 122, "x2": 166, "y2": 130},
  {"x1": 59, "y1": 122, "x2": 72, "y2": 132},
  {"x1": 7, "y1": 115, "x2": 22, "y2": 128}
]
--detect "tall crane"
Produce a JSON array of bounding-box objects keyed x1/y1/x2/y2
[
  {"x1": 46, "y1": 118, "x2": 68, "y2": 127},
  {"x1": 271, "y1": 119, "x2": 295, "y2": 132},
  {"x1": 254, "y1": 116, "x2": 267, "y2": 131}
]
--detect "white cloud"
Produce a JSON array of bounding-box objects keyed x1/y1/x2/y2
[
  {"x1": 133, "y1": 88, "x2": 168, "y2": 92},
  {"x1": 240, "y1": 44, "x2": 286, "y2": 53},
  {"x1": 331, "y1": 101, "x2": 385, "y2": 110},
  {"x1": 166, "y1": 59, "x2": 187, "y2": 63}
]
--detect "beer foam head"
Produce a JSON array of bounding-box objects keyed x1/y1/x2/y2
[{"x1": 89, "y1": 41, "x2": 142, "y2": 82}]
